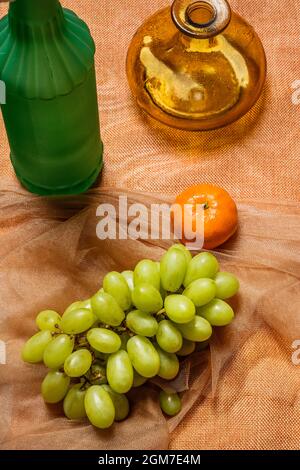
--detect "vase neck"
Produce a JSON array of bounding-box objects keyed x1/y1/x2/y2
[
  {"x1": 9, "y1": 0, "x2": 62, "y2": 24},
  {"x1": 171, "y1": 0, "x2": 231, "y2": 39}
]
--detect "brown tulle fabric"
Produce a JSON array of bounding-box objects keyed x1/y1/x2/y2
[
  {"x1": 0, "y1": 188, "x2": 299, "y2": 450},
  {"x1": 0, "y1": 0, "x2": 300, "y2": 451}
]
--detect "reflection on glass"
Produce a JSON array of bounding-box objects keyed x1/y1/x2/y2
[{"x1": 127, "y1": 0, "x2": 266, "y2": 131}]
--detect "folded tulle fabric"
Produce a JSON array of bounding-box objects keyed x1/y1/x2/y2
[{"x1": 0, "y1": 187, "x2": 299, "y2": 449}]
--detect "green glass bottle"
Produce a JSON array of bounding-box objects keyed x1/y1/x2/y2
[{"x1": 0, "y1": 0, "x2": 103, "y2": 195}]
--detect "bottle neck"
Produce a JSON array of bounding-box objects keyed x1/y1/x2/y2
[
  {"x1": 171, "y1": 0, "x2": 231, "y2": 39},
  {"x1": 9, "y1": 0, "x2": 62, "y2": 24}
]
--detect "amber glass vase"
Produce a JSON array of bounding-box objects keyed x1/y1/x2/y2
[{"x1": 126, "y1": 0, "x2": 266, "y2": 131}]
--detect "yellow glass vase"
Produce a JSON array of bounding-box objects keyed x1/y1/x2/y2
[{"x1": 126, "y1": 0, "x2": 266, "y2": 131}]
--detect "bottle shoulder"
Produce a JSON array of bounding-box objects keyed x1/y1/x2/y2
[{"x1": 0, "y1": 8, "x2": 96, "y2": 99}]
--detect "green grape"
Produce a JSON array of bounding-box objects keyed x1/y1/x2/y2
[
  {"x1": 132, "y1": 284, "x2": 163, "y2": 314},
  {"x1": 183, "y1": 278, "x2": 217, "y2": 307},
  {"x1": 64, "y1": 299, "x2": 93, "y2": 316},
  {"x1": 177, "y1": 316, "x2": 212, "y2": 342},
  {"x1": 41, "y1": 370, "x2": 70, "y2": 404},
  {"x1": 101, "y1": 385, "x2": 130, "y2": 422},
  {"x1": 127, "y1": 335, "x2": 160, "y2": 378},
  {"x1": 36, "y1": 310, "x2": 61, "y2": 332},
  {"x1": 81, "y1": 298, "x2": 98, "y2": 324},
  {"x1": 134, "y1": 260, "x2": 160, "y2": 291},
  {"x1": 84, "y1": 385, "x2": 115, "y2": 429},
  {"x1": 106, "y1": 350, "x2": 133, "y2": 394},
  {"x1": 65, "y1": 299, "x2": 93, "y2": 314},
  {"x1": 132, "y1": 370, "x2": 147, "y2": 388},
  {"x1": 160, "y1": 249, "x2": 187, "y2": 293},
  {"x1": 91, "y1": 319, "x2": 99, "y2": 328},
  {"x1": 159, "y1": 391, "x2": 182, "y2": 416},
  {"x1": 63, "y1": 384, "x2": 87, "y2": 419},
  {"x1": 169, "y1": 243, "x2": 193, "y2": 264},
  {"x1": 156, "y1": 346, "x2": 179, "y2": 380},
  {"x1": 197, "y1": 340, "x2": 210, "y2": 351},
  {"x1": 87, "y1": 362, "x2": 107, "y2": 385},
  {"x1": 43, "y1": 334, "x2": 74, "y2": 369},
  {"x1": 81, "y1": 298, "x2": 93, "y2": 310},
  {"x1": 177, "y1": 339, "x2": 196, "y2": 356},
  {"x1": 121, "y1": 270, "x2": 134, "y2": 292},
  {"x1": 63, "y1": 301, "x2": 83, "y2": 315},
  {"x1": 22, "y1": 330, "x2": 53, "y2": 363},
  {"x1": 164, "y1": 295, "x2": 195, "y2": 324},
  {"x1": 155, "y1": 261, "x2": 167, "y2": 300},
  {"x1": 92, "y1": 350, "x2": 108, "y2": 362},
  {"x1": 64, "y1": 349, "x2": 92, "y2": 378},
  {"x1": 156, "y1": 320, "x2": 182, "y2": 353},
  {"x1": 87, "y1": 328, "x2": 121, "y2": 354},
  {"x1": 214, "y1": 272, "x2": 240, "y2": 300},
  {"x1": 126, "y1": 310, "x2": 158, "y2": 337},
  {"x1": 120, "y1": 332, "x2": 131, "y2": 351},
  {"x1": 184, "y1": 252, "x2": 219, "y2": 287},
  {"x1": 60, "y1": 308, "x2": 94, "y2": 335},
  {"x1": 197, "y1": 299, "x2": 234, "y2": 326},
  {"x1": 91, "y1": 291, "x2": 125, "y2": 326},
  {"x1": 103, "y1": 271, "x2": 132, "y2": 311}
]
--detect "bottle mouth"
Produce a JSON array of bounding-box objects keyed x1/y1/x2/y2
[
  {"x1": 186, "y1": 1, "x2": 217, "y2": 28},
  {"x1": 171, "y1": 0, "x2": 231, "y2": 39}
]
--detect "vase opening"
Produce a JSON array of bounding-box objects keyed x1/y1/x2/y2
[{"x1": 186, "y1": 1, "x2": 217, "y2": 28}]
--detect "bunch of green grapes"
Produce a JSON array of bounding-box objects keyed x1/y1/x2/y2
[{"x1": 22, "y1": 244, "x2": 239, "y2": 429}]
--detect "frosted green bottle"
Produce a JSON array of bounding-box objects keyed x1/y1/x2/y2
[{"x1": 0, "y1": 0, "x2": 103, "y2": 195}]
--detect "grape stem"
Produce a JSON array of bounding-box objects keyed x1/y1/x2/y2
[
  {"x1": 92, "y1": 357, "x2": 106, "y2": 365},
  {"x1": 114, "y1": 326, "x2": 127, "y2": 333},
  {"x1": 156, "y1": 308, "x2": 166, "y2": 316},
  {"x1": 80, "y1": 377, "x2": 91, "y2": 390}
]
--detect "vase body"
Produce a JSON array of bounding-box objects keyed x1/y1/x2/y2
[
  {"x1": 0, "y1": 0, "x2": 103, "y2": 195},
  {"x1": 127, "y1": 0, "x2": 266, "y2": 131}
]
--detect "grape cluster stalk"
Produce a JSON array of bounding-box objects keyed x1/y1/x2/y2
[{"x1": 22, "y1": 244, "x2": 240, "y2": 429}]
